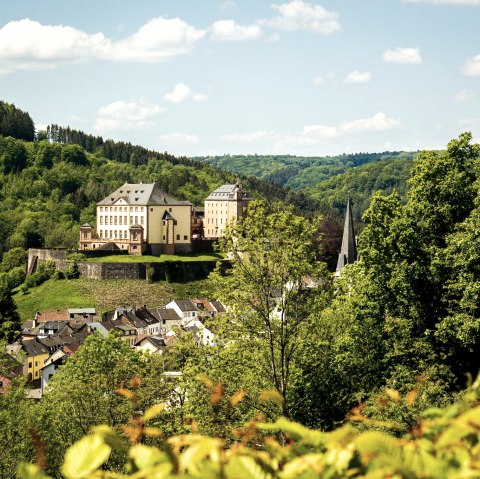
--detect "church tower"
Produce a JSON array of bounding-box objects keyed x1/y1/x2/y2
[{"x1": 335, "y1": 196, "x2": 358, "y2": 276}]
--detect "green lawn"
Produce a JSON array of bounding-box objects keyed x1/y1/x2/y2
[
  {"x1": 86, "y1": 253, "x2": 224, "y2": 263},
  {"x1": 14, "y1": 277, "x2": 213, "y2": 321}
]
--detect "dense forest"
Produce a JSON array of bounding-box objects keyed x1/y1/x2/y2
[
  {"x1": 195, "y1": 151, "x2": 417, "y2": 190},
  {"x1": 3, "y1": 101, "x2": 480, "y2": 478}
]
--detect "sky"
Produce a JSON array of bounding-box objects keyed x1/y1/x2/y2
[{"x1": 0, "y1": 0, "x2": 479, "y2": 157}]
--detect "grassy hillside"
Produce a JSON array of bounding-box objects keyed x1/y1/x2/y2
[{"x1": 14, "y1": 277, "x2": 213, "y2": 321}]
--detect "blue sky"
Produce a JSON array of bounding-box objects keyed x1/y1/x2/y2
[{"x1": 0, "y1": 0, "x2": 479, "y2": 156}]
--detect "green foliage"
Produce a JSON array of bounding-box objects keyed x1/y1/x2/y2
[
  {"x1": 24, "y1": 261, "x2": 56, "y2": 289},
  {"x1": 17, "y1": 383, "x2": 480, "y2": 479},
  {"x1": 211, "y1": 200, "x2": 331, "y2": 418},
  {"x1": 0, "y1": 277, "x2": 21, "y2": 342},
  {"x1": 0, "y1": 101, "x2": 34, "y2": 142},
  {"x1": 0, "y1": 247, "x2": 27, "y2": 273}
]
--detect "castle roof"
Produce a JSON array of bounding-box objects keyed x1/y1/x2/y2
[
  {"x1": 97, "y1": 183, "x2": 192, "y2": 207},
  {"x1": 206, "y1": 184, "x2": 252, "y2": 201}
]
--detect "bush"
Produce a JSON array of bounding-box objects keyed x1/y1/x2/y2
[{"x1": 17, "y1": 383, "x2": 480, "y2": 479}]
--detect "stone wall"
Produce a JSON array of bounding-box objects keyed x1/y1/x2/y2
[
  {"x1": 29, "y1": 248, "x2": 228, "y2": 282},
  {"x1": 28, "y1": 248, "x2": 67, "y2": 273}
]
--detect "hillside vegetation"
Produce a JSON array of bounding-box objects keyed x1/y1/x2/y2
[{"x1": 195, "y1": 151, "x2": 417, "y2": 190}]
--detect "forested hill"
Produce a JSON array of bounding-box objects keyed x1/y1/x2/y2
[
  {"x1": 308, "y1": 159, "x2": 413, "y2": 221},
  {"x1": 193, "y1": 151, "x2": 418, "y2": 190},
  {"x1": 0, "y1": 102, "x2": 339, "y2": 265}
]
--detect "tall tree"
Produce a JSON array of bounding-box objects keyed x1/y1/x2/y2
[
  {"x1": 211, "y1": 200, "x2": 330, "y2": 417},
  {"x1": 0, "y1": 277, "x2": 21, "y2": 342}
]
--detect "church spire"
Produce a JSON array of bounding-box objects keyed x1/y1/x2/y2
[{"x1": 335, "y1": 195, "x2": 357, "y2": 275}]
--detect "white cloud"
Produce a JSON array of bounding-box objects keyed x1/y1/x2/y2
[
  {"x1": 342, "y1": 70, "x2": 372, "y2": 84},
  {"x1": 103, "y1": 17, "x2": 206, "y2": 62},
  {"x1": 220, "y1": 1, "x2": 237, "y2": 10},
  {"x1": 462, "y1": 54, "x2": 480, "y2": 75},
  {"x1": 341, "y1": 112, "x2": 401, "y2": 132},
  {"x1": 94, "y1": 99, "x2": 164, "y2": 132},
  {"x1": 164, "y1": 83, "x2": 207, "y2": 103},
  {"x1": 302, "y1": 124, "x2": 338, "y2": 138},
  {"x1": 454, "y1": 89, "x2": 479, "y2": 101},
  {"x1": 404, "y1": 0, "x2": 480, "y2": 4},
  {"x1": 313, "y1": 76, "x2": 324, "y2": 85},
  {"x1": 261, "y1": 0, "x2": 340, "y2": 34},
  {"x1": 221, "y1": 112, "x2": 401, "y2": 152},
  {"x1": 382, "y1": 47, "x2": 422, "y2": 64},
  {"x1": 0, "y1": 17, "x2": 206, "y2": 74},
  {"x1": 210, "y1": 20, "x2": 262, "y2": 41},
  {"x1": 159, "y1": 132, "x2": 199, "y2": 144}
]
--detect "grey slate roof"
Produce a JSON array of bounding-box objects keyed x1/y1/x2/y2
[
  {"x1": 22, "y1": 339, "x2": 49, "y2": 357},
  {"x1": 155, "y1": 308, "x2": 182, "y2": 321},
  {"x1": 210, "y1": 300, "x2": 226, "y2": 313},
  {"x1": 97, "y1": 183, "x2": 192, "y2": 207},
  {"x1": 205, "y1": 184, "x2": 252, "y2": 201},
  {"x1": 171, "y1": 300, "x2": 197, "y2": 312},
  {"x1": 336, "y1": 197, "x2": 358, "y2": 274}
]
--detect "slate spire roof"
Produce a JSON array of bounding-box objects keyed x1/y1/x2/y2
[{"x1": 335, "y1": 196, "x2": 358, "y2": 275}]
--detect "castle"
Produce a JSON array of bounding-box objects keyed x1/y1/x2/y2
[{"x1": 79, "y1": 182, "x2": 251, "y2": 255}]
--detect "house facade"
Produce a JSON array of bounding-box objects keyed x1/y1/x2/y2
[
  {"x1": 79, "y1": 182, "x2": 193, "y2": 255},
  {"x1": 204, "y1": 184, "x2": 252, "y2": 239}
]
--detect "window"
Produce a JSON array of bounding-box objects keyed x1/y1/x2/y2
[
  {"x1": 135, "y1": 207, "x2": 138, "y2": 212},
  {"x1": 124, "y1": 216, "x2": 127, "y2": 224},
  {"x1": 135, "y1": 216, "x2": 138, "y2": 224},
  {"x1": 28, "y1": 361, "x2": 32, "y2": 368},
  {"x1": 99, "y1": 216, "x2": 103, "y2": 225},
  {"x1": 100, "y1": 207, "x2": 103, "y2": 212},
  {"x1": 184, "y1": 235, "x2": 188, "y2": 240},
  {"x1": 114, "y1": 207, "x2": 117, "y2": 212},
  {"x1": 133, "y1": 245, "x2": 137, "y2": 250},
  {"x1": 169, "y1": 208, "x2": 172, "y2": 212},
  {"x1": 119, "y1": 217, "x2": 122, "y2": 225},
  {"x1": 176, "y1": 234, "x2": 180, "y2": 240},
  {"x1": 114, "y1": 216, "x2": 117, "y2": 225},
  {"x1": 163, "y1": 235, "x2": 165, "y2": 240}
]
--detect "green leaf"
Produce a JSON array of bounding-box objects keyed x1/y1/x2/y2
[
  {"x1": 17, "y1": 463, "x2": 52, "y2": 479},
  {"x1": 61, "y1": 434, "x2": 111, "y2": 479},
  {"x1": 143, "y1": 403, "x2": 165, "y2": 422},
  {"x1": 129, "y1": 444, "x2": 171, "y2": 473},
  {"x1": 354, "y1": 431, "x2": 397, "y2": 456},
  {"x1": 258, "y1": 418, "x2": 325, "y2": 446},
  {"x1": 280, "y1": 453, "x2": 325, "y2": 479},
  {"x1": 226, "y1": 455, "x2": 274, "y2": 479}
]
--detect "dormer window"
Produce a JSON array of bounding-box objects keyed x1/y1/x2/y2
[{"x1": 135, "y1": 198, "x2": 139, "y2": 201}]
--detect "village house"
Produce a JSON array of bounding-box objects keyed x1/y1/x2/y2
[
  {"x1": 165, "y1": 300, "x2": 199, "y2": 325},
  {"x1": 204, "y1": 184, "x2": 252, "y2": 239},
  {"x1": 136, "y1": 336, "x2": 167, "y2": 354},
  {"x1": 79, "y1": 182, "x2": 193, "y2": 255},
  {"x1": 88, "y1": 320, "x2": 138, "y2": 347}
]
